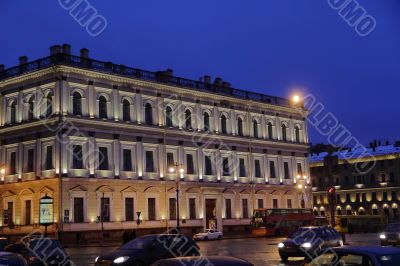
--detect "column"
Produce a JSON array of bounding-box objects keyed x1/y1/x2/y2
[
  {"x1": 277, "y1": 155, "x2": 283, "y2": 183},
  {"x1": 17, "y1": 142, "x2": 23, "y2": 180},
  {"x1": 263, "y1": 153, "x2": 269, "y2": 183},
  {"x1": 0, "y1": 94, "x2": 4, "y2": 126},
  {"x1": 18, "y1": 90, "x2": 23, "y2": 122},
  {"x1": 275, "y1": 116, "x2": 281, "y2": 140},
  {"x1": 195, "y1": 102, "x2": 202, "y2": 131},
  {"x1": 178, "y1": 99, "x2": 184, "y2": 129},
  {"x1": 61, "y1": 80, "x2": 69, "y2": 115},
  {"x1": 158, "y1": 143, "x2": 165, "y2": 178},
  {"x1": 135, "y1": 93, "x2": 142, "y2": 124},
  {"x1": 216, "y1": 149, "x2": 221, "y2": 181},
  {"x1": 261, "y1": 115, "x2": 267, "y2": 139},
  {"x1": 136, "y1": 141, "x2": 143, "y2": 177},
  {"x1": 88, "y1": 136, "x2": 96, "y2": 176},
  {"x1": 35, "y1": 86, "x2": 43, "y2": 118},
  {"x1": 230, "y1": 109, "x2": 236, "y2": 135},
  {"x1": 289, "y1": 119, "x2": 294, "y2": 142},
  {"x1": 197, "y1": 148, "x2": 203, "y2": 180},
  {"x1": 213, "y1": 105, "x2": 219, "y2": 133},
  {"x1": 291, "y1": 156, "x2": 297, "y2": 184},
  {"x1": 113, "y1": 138, "x2": 120, "y2": 177},
  {"x1": 35, "y1": 139, "x2": 42, "y2": 178},
  {"x1": 157, "y1": 96, "x2": 164, "y2": 126},
  {"x1": 54, "y1": 80, "x2": 61, "y2": 115},
  {"x1": 112, "y1": 88, "x2": 119, "y2": 121},
  {"x1": 232, "y1": 151, "x2": 238, "y2": 182},
  {"x1": 88, "y1": 84, "x2": 95, "y2": 118}
]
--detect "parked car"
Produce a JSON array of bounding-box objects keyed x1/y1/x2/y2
[
  {"x1": 380, "y1": 223, "x2": 400, "y2": 246},
  {"x1": 24, "y1": 239, "x2": 71, "y2": 266},
  {"x1": 278, "y1": 226, "x2": 343, "y2": 262},
  {"x1": 95, "y1": 234, "x2": 200, "y2": 266},
  {"x1": 151, "y1": 256, "x2": 253, "y2": 266},
  {"x1": 307, "y1": 246, "x2": 400, "y2": 266},
  {"x1": 193, "y1": 229, "x2": 223, "y2": 241},
  {"x1": 0, "y1": 252, "x2": 28, "y2": 266},
  {"x1": 0, "y1": 238, "x2": 9, "y2": 251}
]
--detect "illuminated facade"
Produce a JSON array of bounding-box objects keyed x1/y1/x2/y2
[
  {"x1": 310, "y1": 142, "x2": 400, "y2": 220},
  {"x1": 0, "y1": 45, "x2": 310, "y2": 240}
]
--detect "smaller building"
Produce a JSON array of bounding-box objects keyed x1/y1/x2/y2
[{"x1": 310, "y1": 141, "x2": 400, "y2": 222}]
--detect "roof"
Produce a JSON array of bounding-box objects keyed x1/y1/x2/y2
[
  {"x1": 333, "y1": 246, "x2": 400, "y2": 256},
  {"x1": 310, "y1": 144, "x2": 400, "y2": 163}
]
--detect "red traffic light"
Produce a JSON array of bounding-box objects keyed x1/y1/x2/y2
[{"x1": 328, "y1": 187, "x2": 335, "y2": 194}]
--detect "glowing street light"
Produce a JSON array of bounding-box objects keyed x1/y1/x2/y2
[{"x1": 292, "y1": 95, "x2": 300, "y2": 104}]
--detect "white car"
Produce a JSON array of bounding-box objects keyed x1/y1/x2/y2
[{"x1": 193, "y1": 229, "x2": 223, "y2": 241}]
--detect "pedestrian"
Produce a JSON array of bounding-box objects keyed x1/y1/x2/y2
[
  {"x1": 129, "y1": 229, "x2": 137, "y2": 241},
  {"x1": 122, "y1": 231, "x2": 129, "y2": 244},
  {"x1": 347, "y1": 222, "x2": 353, "y2": 239}
]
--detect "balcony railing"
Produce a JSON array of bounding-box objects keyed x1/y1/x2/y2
[{"x1": 0, "y1": 53, "x2": 292, "y2": 108}]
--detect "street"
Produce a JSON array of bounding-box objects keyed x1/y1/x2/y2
[{"x1": 66, "y1": 233, "x2": 381, "y2": 266}]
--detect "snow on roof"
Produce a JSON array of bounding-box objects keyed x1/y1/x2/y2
[{"x1": 310, "y1": 144, "x2": 400, "y2": 163}]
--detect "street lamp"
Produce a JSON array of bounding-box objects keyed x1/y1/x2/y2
[
  {"x1": 292, "y1": 95, "x2": 300, "y2": 104},
  {"x1": 169, "y1": 162, "x2": 184, "y2": 231},
  {"x1": 297, "y1": 174, "x2": 307, "y2": 208}
]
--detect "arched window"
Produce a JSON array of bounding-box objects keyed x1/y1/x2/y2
[
  {"x1": 220, "y1": 115, "x2": 227, "y2": 134},
  {"x1": 253, "y1": 120, "x2": 258, "y2": 138},
  {"x1": 295, "y1": 125, "x2": 300, "y2": 143},
  {"x1": 46, "y1": 93, "x2": 53, "y2": 117},
  {"x1": 28, "y1": 97, "x2": 34, "y2": 120},
  {"x1": 281, "y1": 124, "x2": 287, "y2": 141},
  {"x1": 122, "y1": 99, "x2": 131, "y2": 122},
  {"x1": 165, "y1": 106, "x2": 173, "y2": 127},
  {"x1": 237, "y1": 117, "x2": 243, "y2": 136},
  {"x1": 144, "y1": 103, "x2": 153, "y2": 125},
  {"x1": 10, "y1": 101, "x2": 16, "y2": 124},
  {"x1": 72, "y1": 92, "x2": 82, "y2": 116},
  {"x1": 267, "y1": 122, "x2": 273, "y2": 140},
  {"x1": 203, "y1": 112, "x2": 210, "y2": 131},
  {"x1": 185, "y1": 109, "x2": 192, "y2": 129},
  {"x1": 99, "y1": 96, "x2": 107, "y2": 119}
]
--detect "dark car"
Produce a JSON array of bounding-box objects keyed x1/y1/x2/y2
[
  {"x1": 0, "y1": 238, "x2": 9, "y2": 251},
  {"x1": 24, "y1": 238, "x2": 72, "y2": 266},
  {"x1": 278, "y1": 226, "x2": 343, "y2": 262},
  {"x1": 151, "y1": 256, "x2": 253, "y2": 266},
  {"x1": 0, "y1": 252, "x2": 28, "y2": 266},
  {"x1": 307, "y1": 246, "x2": 400, "y2": 266},
  {"x1": 380, "y1": 223, "x2": 400, "y2": 246},
  {"x1": 95, "y1": 234, "x2": 200, "y2": 266}
]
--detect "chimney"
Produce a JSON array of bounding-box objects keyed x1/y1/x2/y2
[
  {"x1": 50, "y1": 45, "x2": 62, "y2": 55},
  {"x1": 222, "y1": 82, "x2": 231, "y2": 88},
  {"x1": 80, "y1": 48, "x2": 89, "y2": 59},
  {"x1": 214, "y1": 77, "x2": 222, "y2": 86},
  {"x1": 203, "y1": 75, "x2": 211, "y2": 84},
  {"x1": 19, "y1": 56, "x2": 28, "y2": 65},
  {"x1": 165, "y1": 69, "x2": 173, "y2": 77},
  {"x1": 0, "y1": 64, "x2": 4, "y2": 72},
  {"x1": 62, "y1": 44, "x2": 71, "y2": 55}
]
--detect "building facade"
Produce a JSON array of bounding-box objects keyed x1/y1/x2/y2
[
  {"x1": 0, "y1": 45, "x2": 310, "y2": 241},
  {"x1": 310, "y1": 142, "x2": 400, "y2": 221}
]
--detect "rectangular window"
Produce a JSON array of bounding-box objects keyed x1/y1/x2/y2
[
  {"x1": 287, "y1": 199, "x2": 292, "y2": 208},
  {"x1": 125, "y1": 198, "x2": 134, "y2": 221},
  {"x1": 72, "y1": 145, "x2": 83, "y2": 169},
  {"x1": 336, "y1": 194, "x2": 341, "y2": 203},
  {"x1": 204, "y1": 156, "x2": 212, "y2": 175},
  {"x1": 7, "y1": 202, "x2": 13, "y2": 224},
  {"x1": 222, "y1": 157, "x2": 230, "y2": 176},
  {"x1": 166, "y1": 152, "x2": 174, "y2": 169},
  {"x1": 361, "y1": 193, "x2": 366, "y2": 202},
  {"x1": 225, "y1": 199, "x2": 232, "y2": 219},
  {"x1": 123, "y1": 149, "x2": 132, "y2": 171},
  {"x1": 189, "y1": 198, "x2": 196, "y2": 220},
  {"x1": 186, "y1": 154, "x2": 194, "y2": 174},
  {"x1": 145, "y1": 151, "x2": 155, "y2": 172},
  {"x1": 297, "y1": 163, "x2": 303, "y2": 175},
  {"x1": 74, "y1": 197, "x2": 84, "y2": 223},
  {"x1": 372, "y1": 192, "x2": 377, "y2": 201},
  {"x1": 148, "y1": 198, "x2": 156, "y2": 221},
  {"x1": 239, "y1": 158, "x2": 246, "y2": 177},
  {"x1": 9, "y1": 152, "x2": 16, "y2": 175},
  {"x1": 392, "y1": 191, "x2": 397, "y2": 201},
  {"x1": 254, "y1": 160, "x2": 261, "y2": 178},
  {"x1": 25, "y1": 200, "x2": 31, "y2": 225},
  {"x1": 284, "y1": 162, "x2": 290, "y2": 179},
  {"x1": 269, "y1": 161, "x2": 276, "y2": 178},
  {"x1": 45, "y1": 146, "x2": 53, "y2": 170},
  {"x1": 356, "y1": 193, "x2": 360, "y2": 202},
  {"x1": 273, "y1": 199, "x2": 278, "y2": 209},
  {"x1": 169, "y1": 198, "x2": 177, "y2": 220},
  {"x1": 258, "y1": 199, "x2": 264, "y2": 209},
  {"x1": 242, "y1": 199, "x2": 248, "y2": 218},
  {"x1": 99, "y1": 147, "x2": 109, "y2": 170},
  {"x1": 346, "y1": 194, "x2": 351, "y2": 203},
  {"x1": 27, "y1": 149, "x2": 34, "y2": 172},
  {"x1": 383, "y1": 191, "x2": 388, "y2": 201},
  {"x1": 100, "y1": 197, "x2": 110, "y2": 222}
]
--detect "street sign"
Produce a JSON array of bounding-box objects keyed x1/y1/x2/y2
[{"x1": 39, "y1": 195, "x2": 54, "y2": 226}]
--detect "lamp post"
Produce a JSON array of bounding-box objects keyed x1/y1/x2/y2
[
  {"x1": 169, "y1": 163, "x2": 184, "y2": 232},
  {"x1": 297, "y1": 174, "x2": 308, "y2": 208}
]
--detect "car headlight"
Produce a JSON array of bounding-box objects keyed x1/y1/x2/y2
[
  {"x1": 380, "y1": 234, "x2": 386, "y2": 239},
  {"x1": 278, "y1": 243, "x2": 285, "y2": 248},
  {"x1": 113, "y1": 256, "x2": 130, "y2": 264},
  {"x1": 95, "y1": 256, "x2": 99, "y2": 263},
  {"x1": 301, "y1": 242, "x2": 312, "y2": 248}
]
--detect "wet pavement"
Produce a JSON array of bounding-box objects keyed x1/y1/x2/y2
[{"x1": 66, "y1": 233, "x2": 382, "y2": 266}]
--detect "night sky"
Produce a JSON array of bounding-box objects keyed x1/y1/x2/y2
[{"x1": 1, "y1": 1, "x2": 399, "y2": 146}]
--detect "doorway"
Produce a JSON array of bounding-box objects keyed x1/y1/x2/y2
[{"x1": 205, "y1": 199, "x2": 217, "y2": 229}]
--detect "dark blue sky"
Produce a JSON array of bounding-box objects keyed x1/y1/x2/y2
[{"x1": 1, "y1": 1, "x2": 399, "y2": 145}]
